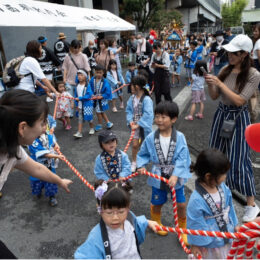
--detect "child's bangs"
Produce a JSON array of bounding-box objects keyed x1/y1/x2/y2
[{"x1": 101, "y1": 188, "x2": 130, "y2": 209}]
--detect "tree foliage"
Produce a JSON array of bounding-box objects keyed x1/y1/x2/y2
[
  {"x1": 221, "y1": 0, "x2": 248, "y2": 28},
  {"x1": 120, "y1": 0, "x2": 182, "y2": 32}
]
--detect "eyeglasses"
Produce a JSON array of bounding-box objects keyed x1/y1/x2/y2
[{"x1": 101, "y1": 209, "x2": 128, "y2": 216}]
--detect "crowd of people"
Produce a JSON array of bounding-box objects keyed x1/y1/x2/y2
[{"x1": 0, "y1": 25, "x2": 260, "y2": 259}]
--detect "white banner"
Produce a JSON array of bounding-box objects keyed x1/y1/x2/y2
[{"x1": 0, "y1": 0, "x2": 135, "y2": 31}]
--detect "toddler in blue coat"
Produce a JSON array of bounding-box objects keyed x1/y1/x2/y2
[
  {"x1": 187, "y1": 149, "x2": 238, "y2": 259},
  {"x1": 74, "y1": 180, "x2": 159, "y2": 259},
  {"x1": 94, "y1": 130, "x2": 131, "y2": 181}
]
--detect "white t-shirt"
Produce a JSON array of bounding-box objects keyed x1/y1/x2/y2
[
  {"x1": 77, "y1": 83, "x2": 85, "y2": 109},
  {"x1": 210, "y1": 191, "x2": 221, "y2": 209},
  {"x1": 0, "y1": 146, "x2": 28, "y2": 191},
  {"x1": 253, "y1": 39, "x2": 260, "y2": 59},
  {"x1": 111, "y1": 70, "x2": 118, "y2": 81},
  {"x1": 159, "y1": 135, "x2": 171, "y2": 159},
  {"x1": 107, "y1": 220, "x2": 140, "y2": 259},
  {"x1": 16, "y1": 57, "x2": 45, "y2": 92}
]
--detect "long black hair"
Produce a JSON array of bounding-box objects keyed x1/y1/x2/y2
[
  {"x1": 107, "y1": 59, "x2": 117, "y2": 73},
  {"x1": 131, "y1": 75, "x2": 149, "y2": 96},
  {"x1": 0, "y1": 90, "x2": 48, "y2": 158}
]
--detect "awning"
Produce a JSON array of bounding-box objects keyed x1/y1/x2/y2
[{"x1": 0, "y1": 0, "x2": 135, "y2": 31}]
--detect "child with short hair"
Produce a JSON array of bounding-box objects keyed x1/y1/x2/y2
[
  {"x1": 94, "y1": 130, "x2": 132, "y2": 180},
  {"x1": 125, "y1": 61, "x2": 138, "y2": 94},
  {"x1": 74, "y1": 69, "x2": 94, "y2": 138},
  {"x1": 89, "y1": 65, "x2": 113, "y2": 132},
  {"x1": 126, "y1": 75, "x2": 153, "y2": 172},
  {"x1": 137, "y1": 101, "x2": 191, "y2": 243},
  {"x1": 171, "y1": 48, "x2": 183, "y2": 87},
  {"x1": 187, "y1": 149, "x2": 238, "y2": 259},
  {"x1": 74, "y1": 180, "x2": 159, "y2": 259},
  {"x1": 55, "y1": 81, "x2": 74, "y2": 130},
  {"x1": 185, "y1": 60, "x2": 207, "y2": 121},
  {"x1": 28, "y1": 124, "x2": 65, "y2": 206},
  {"x1": 106, "y1": 59, "x2": 125, "y2": 112},
  {"x1": 185, "y1": 41, "x2": 198, "y2": 86}
]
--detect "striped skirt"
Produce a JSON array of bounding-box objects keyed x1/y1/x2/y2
[{"x1": 209, "y1": 102, "x2": 256, "y2": 196}]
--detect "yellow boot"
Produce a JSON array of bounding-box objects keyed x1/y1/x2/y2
[
  {"x1": 150, "y1": 205, "x2": 168, "y2": 236},
  {"x1": 178, "y1": 217, "x2": 188, "y2": 245}
]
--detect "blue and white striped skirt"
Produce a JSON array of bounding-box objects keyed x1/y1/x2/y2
[{"x1": 209, "y1": 102, "x2": 256, "y2": 196}]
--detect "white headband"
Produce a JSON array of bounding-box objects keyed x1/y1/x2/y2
[{"x1": 77, "y1": 69, "x2": 88, "y2": 79}]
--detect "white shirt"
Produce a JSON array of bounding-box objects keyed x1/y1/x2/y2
[
  {"x1": 0, "y1": 146, "x2": 28, "y2": 191},
  {"x1": 111, "y1": 70, "x2": 118, "y2": 81},
  {"x1": 16, "y1": 57, "x2": 45, "y2": 92},
  {"x1": 76, "y1": 83, "x2": 85, "y2": 109},
  {"x1": 159, "y1": 135, "x2": 171, "y2": 159},
  {"x1": 253, "y1": 39, "x2": 260, "y2": 59},
  {"x1": 106, "y1": 220, "x2": 140, "y2": 259}
]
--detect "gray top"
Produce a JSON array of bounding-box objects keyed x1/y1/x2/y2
[{"x1": 219, "y1": 67, "x2": 260, "y2": 106}]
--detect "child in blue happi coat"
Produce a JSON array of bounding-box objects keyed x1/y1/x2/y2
[
  {"x1": 106, "y1": 59, "x2": 125, "y2": 112},
  {"x1": 74, "y1": 180, "x2": 159, "y2": 259},
  {"x1": 137, "y1": 101, "x2": 191, "y2": 242},
  {"x1": 185, "y1": 41, "x2": 198, "y2": 86},
  {"x1": 94, "y1": 130, "x2": 131, "y2": 181},
  {"x1": 89, "y1": 65, "x2": 113, "y2": 132},
  {"x1": 126, "y1": 75, "x2": 153, "y2": 172},
  {"x1": 125, "y1": 61, "x2": 138, "y2": 94},
  {"x1": 28, "y1": 121, "x2": 65, "y2": 206},
  {"x1": 74, "y1": 69, "x2": 94, "y2": 138},
  {"x1": 187, "y1": 149, "x2": 238, "y2": 259}
]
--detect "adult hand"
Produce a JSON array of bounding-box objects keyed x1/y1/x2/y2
[
  {"x1": 205, "y1": 74, "x2": 221, "y2": 87},
  {"x1": 59, "y1": 178, "x2": 73, "y2": 193}
]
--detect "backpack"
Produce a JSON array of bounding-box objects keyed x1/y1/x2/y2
[{"x1": 3, "y1": 56, "x2": 32, "y2": 88}]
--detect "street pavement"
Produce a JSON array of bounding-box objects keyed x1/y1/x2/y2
[{"x1": 1, "y1": 67, "x2": 260, "y2": 258}]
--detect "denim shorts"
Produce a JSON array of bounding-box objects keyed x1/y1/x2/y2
[{"x1": 151, "y1": 185, "x2": 186, "y2": 205}]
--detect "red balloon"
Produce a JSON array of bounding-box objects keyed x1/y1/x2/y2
[{"x1": 245, "y1": 123, "x2": 260, "y2": 152}]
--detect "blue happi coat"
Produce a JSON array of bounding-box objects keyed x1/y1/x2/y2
[
  {"x1": 125, "y1": 69, "x2": 138, "y2": 84},
  {"x1": 196, "y1": 45, "x2": 204, "y2": 60},
  {"x1": 126, "y1": 95, "x2": 154, "y2": 138},
  {"x1": 89, "y1": 76, "x2": 112, "y2": 112},
  {"x1": 106, "y1": 70, "x2": 125, "y2": 99},
  {"x1": 74, "y1": 83, "x2": 94, "y2": 121},
  {"x1": 74, "y1": 211, "x2": 148, "y2": 259},
  {"x1": 187, "y1": 182, "x2": 238, "y2": 248},
  {"x1": 94, "y1": 150, "x2": 131, "y2": 181},
  {"x1": 28, "y1": 133, "x2": 56, "y2": 181},
  {"x1": 136, "y1": 130, "x2": 191, "y2": 190},
  {"x1": 185, "y1": 49, "x2": 198, "y2": 69}
]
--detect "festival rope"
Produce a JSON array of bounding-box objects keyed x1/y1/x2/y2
[
  {"x1": 123, "y1": 129, "x2": 135, "y2": 153},
  {"x1": 57, "y1": 145, "x2": 260, "y2": 259}
]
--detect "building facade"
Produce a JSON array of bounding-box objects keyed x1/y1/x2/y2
[{"x1": 166, "y1": 0, "x2": 222, "y2": 34}]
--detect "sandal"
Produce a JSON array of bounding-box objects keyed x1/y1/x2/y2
[
  {"x1": 195, "y1": 113, "x2": 203, "y2": 119},
  {"x1": 184, "y1": 115, "x2": 193, "y2": 121}
]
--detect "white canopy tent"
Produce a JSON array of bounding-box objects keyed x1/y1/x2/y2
[{"x1": 0, "y1": 0, "x2": 135, "y2": 32}]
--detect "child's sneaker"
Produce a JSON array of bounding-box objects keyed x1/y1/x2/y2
[
  {"x1": 73, "y1": 131, "x2": 83, "y2": 138},
  {"x1": 65, "y1": 125, "x2": 72, "y2": 130},
  {"x1": 89, "y1": 128, "x2": 95, "y2": 135},
  {"x1": 120, "y1": 102, "x2": 124, "y2": 109},
  {"x1": 106, "y1": 122, "x2": 113, "y2": 129},
  {"x1": 184, "y1": 115, "x2": 193, "y2": 121},
  {"x1": 95, "y1": 124, "x2": 102, "y2": 132},
  {"x1": 195, "y1": 113, "x2": 203, "y2": 119},
  {"x1": 112, "y1": 107, "x2": 118, "y2": 112},
  {"x1": 49, "y1": 196, "x2": 58, "y2": 207}
]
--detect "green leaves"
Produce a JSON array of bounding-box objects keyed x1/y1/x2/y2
[{"x1": 221, "y1": 0, "x2": 248, "y2": 28}]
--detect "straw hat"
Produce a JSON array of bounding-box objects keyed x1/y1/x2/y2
[{"x1": 58, "y1": 32, "x2": 66, "y2": 39}]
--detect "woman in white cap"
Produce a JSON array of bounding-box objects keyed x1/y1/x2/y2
[{"x1": 205, "y1": 34, "x2": 260, "y2": 222}]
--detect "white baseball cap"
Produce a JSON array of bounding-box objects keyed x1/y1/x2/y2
[{"x1": 222, "y1": 34, "x2": 253, "y2": 53}]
